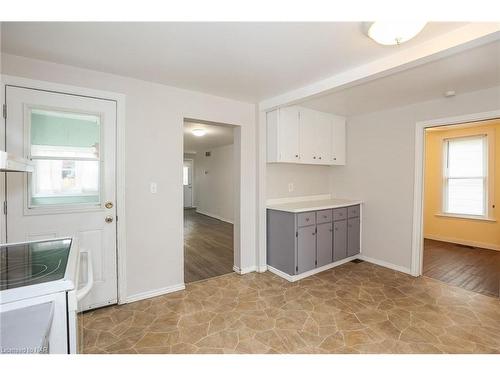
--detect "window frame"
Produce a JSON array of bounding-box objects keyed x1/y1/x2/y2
[
  {"x1": 24, "y1": 104, "x2": 105, "y2": 214},
  {"x1": 442, "y1": 134, "x2": 488, "y2": 218}
]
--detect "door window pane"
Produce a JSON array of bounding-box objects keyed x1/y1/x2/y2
[{"x1": 29, "y1": 109, "x2": 101, "y2": 208}]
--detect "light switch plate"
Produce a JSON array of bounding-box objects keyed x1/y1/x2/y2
[{"x1": 288, "y1": 183, "x2": 294, "y2": 192}]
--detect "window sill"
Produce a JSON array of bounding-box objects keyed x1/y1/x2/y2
[{"x1": 435, "y1": 213, "x2": 497, "y2": 222}]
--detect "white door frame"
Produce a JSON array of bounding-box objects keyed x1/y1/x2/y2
[
  {"x1": 1, "y1": 75, "x2": 128, "y2": 304},
  {"x1": 410, "y1": 109, "x2": 500, "y2": 276}
]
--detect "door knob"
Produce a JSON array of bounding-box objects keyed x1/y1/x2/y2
[
  {"x1": 105, "y1": 201, "x2": 113, "y2": 209},
  {"x1": 105, "y1": 215, "x2": 114, "y2": 223}
]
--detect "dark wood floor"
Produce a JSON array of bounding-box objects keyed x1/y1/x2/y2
[
  {"x1": 423, "y1": 239, "x2": 500, "y2": 298},
  {"x1": 184, "y1": 208, "x2": 234, "y2": 283}
]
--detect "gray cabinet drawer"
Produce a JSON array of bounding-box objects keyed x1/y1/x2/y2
[
  {"x1": 316, "y1": 209, "x2": 332, "y2": 224},
  {"x1": 347, "y1": 205, "x2": 360, "y2": 218},
  {"x1": 297, "y1": 211, "x2": 316, "y2": 227},
  {"x1": 332, "y1": 207, "x2": 347, "y2": 221}
]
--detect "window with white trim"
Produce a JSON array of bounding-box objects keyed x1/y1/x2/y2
[
  {"x1": 29, "y1": 108, "x2": 101, "y2": 208},
  {"x1": 443, "y1": 135, "x2": 487, "y2": 216}
]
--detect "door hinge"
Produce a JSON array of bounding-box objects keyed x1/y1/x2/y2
[
  {"x1": 3, "y1": 201, "x2": 7, "y2": 215},
  {"x1": 315, "y1": 260, "x2": 317, "y2": 266},
  {"x1": 295, "y1": 231, "x2": 298, "y2": 237},
  {"x1": 296, "y1": 266, "x2": 298, "y2": 272},
  {"x1": 2, "y1": 104, "x2": 6, "y2": 120},
  {"x1": 115, "y1": 215, "x2": 118, "y2": 222}
]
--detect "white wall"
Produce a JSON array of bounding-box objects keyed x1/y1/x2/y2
[
  {"x1": 194, "y1": 144, "x2": 234, "y2": 222},
  {"x1": 266, "y1": 163, "x2": 331, "y2": 200},
  {"x1": 1, "y1": 53, "x2": 257, "y2": 299},
  {"x1": 330, "y1": 86, "x2": 500, "y2": 271}
]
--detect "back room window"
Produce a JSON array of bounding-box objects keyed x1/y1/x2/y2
[{"x1": 443, "y1": 135, "x2": 487, "y2": 216}]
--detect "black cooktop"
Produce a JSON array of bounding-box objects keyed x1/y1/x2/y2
[{"x1": 0, "y1": 239, "x2": 71, "y2": 291}]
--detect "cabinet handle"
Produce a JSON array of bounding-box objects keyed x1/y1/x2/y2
[
  {"x1": 313, "y1": 156, "x2": 316, "y2": 159},
  {"x1": 295, "y1": 154, "x2": 299, "y2": 158},
  {"x1": 305, "y1": 218, "x2": 309, "y2": 221},
  {"x1": 312, "y1": 232, "x2": 316, "y2": 236},
  {"x1": 333, "y1": 157, "x2": 337, "y2": 161},
  {"x1": 319, "y1": 156, "x2": 322, "y2": 160}
]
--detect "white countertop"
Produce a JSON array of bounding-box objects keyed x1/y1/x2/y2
[{"x1": 267, "y1": 198, "x2": 362, "y2": 213}]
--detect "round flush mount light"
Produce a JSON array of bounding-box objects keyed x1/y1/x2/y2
[
  {"x1": 192, "y1": 128, "x2": 206, "y2": 137},
  {"x1": 367, "y1": 21, "x2": 427, "y2": 45}
]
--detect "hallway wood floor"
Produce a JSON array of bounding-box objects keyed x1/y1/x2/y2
[
  {"x1": 423, "y1": 239, "x2": 500, "y2": 298},
  {"x1": 184, "y1": 209, "x2": 234, "y2": 283}
]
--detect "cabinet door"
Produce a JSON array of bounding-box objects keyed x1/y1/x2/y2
[
  {"x1": 316, "y1": 222, "x2": 333, "y2": 267},
  {"x1": 331, "y1": 115, "x2": 346, "y2": 165},
  {"x1": 297, "y1": 225, "x2": 317, "y2": 274},
  {"x1": 278, "y1": 106, "x2": 300, "y2": 162},
  {"x1": 298, "y1": 107, "x2": 317, "y2": 164},
  {"x1": 315, "y1": 111, "x2": 332, "y2": 164},
  {"x1": 333, "y1": 220, "x2": 347, "y2": 262},
  {"x1": 347, "y1": 217, "x2": 360, "y2": 257}
]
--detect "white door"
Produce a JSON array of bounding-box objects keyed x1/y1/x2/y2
[
  {"x1": 183, "y1": 159, "x2": 193, "y2": 207},
  {"x1": 5, "y1": 86, "x2": 118, "y2": 311}
]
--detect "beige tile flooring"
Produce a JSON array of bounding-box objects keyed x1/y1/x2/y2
[{"x1": 80, "y1": 261, "x2": 500, "y2": 354}]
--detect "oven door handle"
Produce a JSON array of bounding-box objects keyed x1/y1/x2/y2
[{"x1": 76, "y1": 248, "x2": 94, "y2": 302}]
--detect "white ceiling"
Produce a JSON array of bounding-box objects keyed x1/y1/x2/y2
[
  {"x1": 183, "y1": 121, "x2": 234, "y2": 154},
  {"x1": 1, "y1": 22, "x2": 467, "y2": 102},
  {"x1": 302, "y1": 40, "x2": 500, "y2": 116}
]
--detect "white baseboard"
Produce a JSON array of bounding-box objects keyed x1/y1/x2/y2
[
  {"x1": 124, "y1": 283, "x2": 185, "y2": 304},
  {"x1": 357, "y1": 255, "x2": 412, "y2": 275},
  {"x1": 257, "y1": 265, "x2": 268, "y2": 273},
  {"x1": 195, "y1": 209, "x2": 233, "y2": 224},
  {"x1": 233, "y1": 265, "x2": 257, "y2": 274},
  {"x1": 424, "y1": 234, "x2": 500, "y2": 251},
  {"x1": 267, "y1": 255, "x2": 358, "y2": 282}
]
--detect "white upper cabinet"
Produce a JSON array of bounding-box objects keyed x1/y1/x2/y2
[
  {"x1": 266, "y1": 106, "x2": 345, "y2": 166},
  {"x1": 331, "y1": 115, "x2": 346, "y2": 165},
  {"x1": 266, "y1": 106, "x2": 300, "y2": 163}
]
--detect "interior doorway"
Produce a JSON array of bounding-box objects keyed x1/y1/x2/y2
[
  {"x1": 182, "y1": 119, "x2": 236, "y2": 283},
  {"x1": 419, "y1": 118, "x2": 500, "y2": 298}
]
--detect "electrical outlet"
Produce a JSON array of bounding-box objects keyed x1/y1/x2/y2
[
  {"x1": 150, "y1": 182, "x2": 157, "y2": 194},
  {"x1": 288, "y1": 183, "x2": 294, "y2": 192}
]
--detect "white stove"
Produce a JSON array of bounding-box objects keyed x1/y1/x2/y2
[{"x1": 0, "y1": 238, "x2": 93, "y2": 354}]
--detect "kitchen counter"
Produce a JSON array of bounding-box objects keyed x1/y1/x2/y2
[{"x1": 266, "y1": 198, "x2": 363, "y2": 213}]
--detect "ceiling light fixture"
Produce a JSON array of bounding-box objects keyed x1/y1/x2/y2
[
  {"x1": 192, "y1": 129, "x2": 206, "y2": 137},
  {"x1": 367, "y1": 21, "x2": 427, "y2": 46}
]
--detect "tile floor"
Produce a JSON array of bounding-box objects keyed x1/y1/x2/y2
[{"x1": 80, "y1": 261, "x2": 500, "y2": 354}]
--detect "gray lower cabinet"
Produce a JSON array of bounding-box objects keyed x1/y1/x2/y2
[
  {"x1": 347, "y1": 217, "x2": 361, "y2": 257},
  {"x1": 316, "y1": 222, "x2": 333, "y2": 267},
  {"x1": 297, "y1": 225, "x2": 317, "y2": 273},
  {"x1": 333, "y1": 220, "x2": 347, "y2": 261},
  {"x1": 267, "y1": 204, "x2": 361, "y2": 276}
]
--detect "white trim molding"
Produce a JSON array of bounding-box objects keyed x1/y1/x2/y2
[
  {"x1": 267, "y1": 256, "x2": 359, "y2": 282},
  {"x1": 233, "y1": 265, "x2": 257, "y2": 274},
  {"x1": 411, "y1": 110, "x2": 500, "y2": 277},
  {"x1": 1, "y1": 74, "x2": 128, "y2": 305},
  {"x1": 195, "y1": 209, "x2": 233, "y2": 224},
  {"x1": 125, "y1": 284, "x2": 185, "y2": 304},
  {"x1": 357, "y1": 255, "x2": 412, "y2": 275}
]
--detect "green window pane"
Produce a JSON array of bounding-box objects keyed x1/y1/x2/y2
[{"x1": 31, "y1": 109, "x2": 100, "y2": 158}]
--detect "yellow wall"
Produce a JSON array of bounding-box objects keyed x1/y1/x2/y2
[{"x1": 424, "y1": 119, "x2": 500, "y2": 251}]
